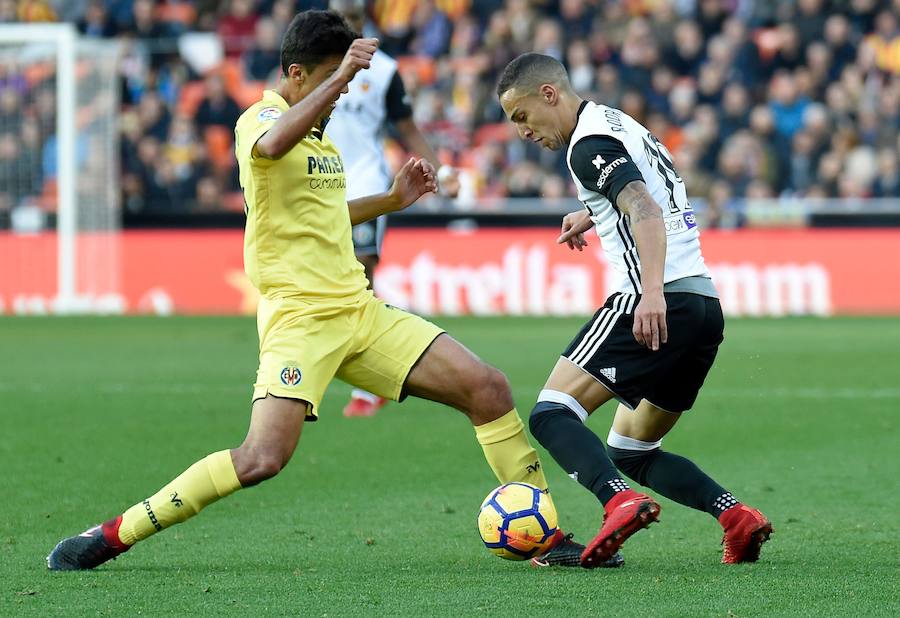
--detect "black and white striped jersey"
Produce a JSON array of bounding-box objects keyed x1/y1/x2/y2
[
  {"x1": 565, "y1": 101, "x2": 710, "y2": 296},
  {"x1": 326, "y1": 50, "x2": 413, "y2": 200}
]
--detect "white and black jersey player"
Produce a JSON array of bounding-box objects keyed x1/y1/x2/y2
[
  {"x1": 327, "y1": 1, "x2": 458, "y2": 417},
  {"x1": 498, "y1": 53, "x2": 772, "y2": 569}
]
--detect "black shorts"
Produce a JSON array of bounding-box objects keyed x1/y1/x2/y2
[
  {"x1": 562, "y1": 292, "x2": 724, "y2": 413},
  {"x1": 351, "y1": 215, "x2": 387, "y2": 257}
]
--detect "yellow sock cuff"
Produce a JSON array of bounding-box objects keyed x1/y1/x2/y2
[
  {"x1": 474, "y1": 409, "x2": 524, "y2": 445},
  {"x1": 207, "y1": 450, "x2": 242, "y2": 496}
]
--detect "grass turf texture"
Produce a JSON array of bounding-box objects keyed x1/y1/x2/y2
[{"x1": 1, "y1": 316, "x2": 898, "y2": 617}]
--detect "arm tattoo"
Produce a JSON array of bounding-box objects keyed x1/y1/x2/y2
[{"x1": 617, "y1": 180, "x2": 662, "y2": 224}]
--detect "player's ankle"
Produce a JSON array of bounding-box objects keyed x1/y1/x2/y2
[
  {"x1": 603, "y1": 487, "x2": 641, "y2": 513},
  {"x1": 101, "y1": 515, "x2": 131, "y2": 552}
]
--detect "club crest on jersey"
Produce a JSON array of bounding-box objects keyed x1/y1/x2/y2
[
  {"x1": 257, "y1": 107, "x2": 283, "y2": 122},
  {"x1": 280, "y1": 365, "x2": 302, "y2": 386}
]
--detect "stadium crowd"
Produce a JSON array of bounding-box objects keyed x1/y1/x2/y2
[{"x1": 1, "y1": 0, "x2": 899, "y2": 224}]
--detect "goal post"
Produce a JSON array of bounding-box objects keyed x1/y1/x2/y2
[{"x1": 0, "y1": 23, "x2": 121, "y2": 314}]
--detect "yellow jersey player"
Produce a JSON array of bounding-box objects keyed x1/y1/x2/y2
[{"x1": 46, "y1": 10, "x2": 618, "y2": 571}]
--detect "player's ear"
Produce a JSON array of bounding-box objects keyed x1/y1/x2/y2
[
  {"x1": 540, "y1": 84, "x2": 558, "y2": 105},
  {"x1": 287, "y1": 63, "x2": 306, "y2": 87}
]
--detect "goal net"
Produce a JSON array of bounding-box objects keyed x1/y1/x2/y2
[{"x1": 0, "y1": 24, "x2": 121, "y2": 314}]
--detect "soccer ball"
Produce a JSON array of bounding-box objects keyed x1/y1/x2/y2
[{"x1": 477, "y1": 482, "x2": 558, "y2": 560}]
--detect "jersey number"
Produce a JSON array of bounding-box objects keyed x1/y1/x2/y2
[{"x1": 642, "y1": 134, "x2": 684, "y2": 215}]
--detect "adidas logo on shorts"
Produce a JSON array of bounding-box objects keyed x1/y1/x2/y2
[{"x1": 600, "y1": 367, "x2": 617, "y2": 383}]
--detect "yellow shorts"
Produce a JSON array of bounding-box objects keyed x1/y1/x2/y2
[{"x1": 252, "y1": 291, "x2": 444, "y2": 419}]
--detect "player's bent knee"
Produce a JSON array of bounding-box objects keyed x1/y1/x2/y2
[
  {"x1": 232, "y1": 447, "x2": 286, "y2": 487},
  {"x1": 529, "y1": 391, "x2": 588, "y2": 442},
  {"x1": 606, "y1": 429, "x2": 662, "y2": 485},
  {"x1": 468, "y1": 365, "x2": 513, "y2": 417}
]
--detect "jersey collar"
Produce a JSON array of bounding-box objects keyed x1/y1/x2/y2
[
  {"x1": 263, "y1": 89, "x2": 289, "y2": 110},
  {"x1": 577, "y1": 99, "x2": 589, "y2": 117},
  {"x1": 263, "y1": 89, "x2": 327, "y2": 140}
]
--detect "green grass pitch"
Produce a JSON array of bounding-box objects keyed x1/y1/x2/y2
[{"x1": 2, "y1": 316, "x2": 898, "y2": 616}]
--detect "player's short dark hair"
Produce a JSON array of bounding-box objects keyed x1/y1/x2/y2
[
  {"x1": 280, "y1": 10, "x2": 359, "y2": 75},
  {"x1": 496, "y1": 53, "x2": 572, "y2": 98}
]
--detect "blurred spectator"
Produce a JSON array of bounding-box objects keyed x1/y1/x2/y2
[
  {"x1": 410, "y1": 0, "x2": 451, "y2": 58},
  {"x1": 666, "y1": 20, "x2": 705, "y2": 77},
  {"x1": 872, "y1": 148, "x2": 900, "y2": 197},
  {"x1": 194, "y1": 73, "x2": 242, "y2": 131},
  {"x1": 864, "y1": 9, "x2": 900, "y2": 74},
  {"x1": 218, "y1": 0, "x2": 258, "y2": 58},
  {"x1": 0, "y1": 0, "x2": 17, "y2": 22},
  {"x1": 824, "y1": 15, "x2": 857, "y2": 79},
  {"x1": 794, "y1": 0, "x2": 827, "y2": 49},
  {"x1": 566, "y1": 39, "x2": 593, "y2": 94},
  {"x1": 17, "y1": 0, "x2": 56, "y2": 22},
  {"x1": 748, "y1": 105, "x2": 790, "y2": 191},
  {"x1": 78, "y1": 0, "x2": 117, "y2": 37},
  {"x1": 243, "y1": 17, "x2": 281, "y2": 81},
  {"x1": 768, "y1": 72, "x2": 810, "y2": 138},
  {"x1": 127, "y1": 0, "x2": 172, "y2": 40}
]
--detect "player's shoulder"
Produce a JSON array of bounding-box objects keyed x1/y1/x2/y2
[
  {"x1": 236, "y1": 91, "x2": 285, "y2": 131},
  {"x1": 573, "y1": 102, "x2": 639, "y2": 143}
]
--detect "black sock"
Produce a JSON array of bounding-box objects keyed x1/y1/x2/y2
[
  {"x1": 608, "y1": 446, "x2": 735, "y2": 518},
  {"x1": 529, "y1": 402, "x2": 629, "y2": 505}
]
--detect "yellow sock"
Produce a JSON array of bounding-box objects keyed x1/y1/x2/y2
[
  {"x1": 118, "y1": 450, "x2": 242, "y2": 545},
  {"x1": 474, "y1": 409, "x2": 549, "y2": 493}
]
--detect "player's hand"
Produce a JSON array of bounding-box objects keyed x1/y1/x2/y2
[
  {"x1": 632, "y1": 292, "x2": 668, "y2": 351},
  {"x1": 389, "y1": 157, "x2": 437, "y2": 211},
  {"x1": 335, "y1": 38, "x2": 379, "y2": 84},
  {"x1": 557, "y1": 210, "x2": 594, "y2": 251}
]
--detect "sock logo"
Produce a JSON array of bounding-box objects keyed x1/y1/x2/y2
[
  {"x1": 170, "y1": 492, "x2": 183, "y2": 508},
  {"x1": 143, "y1": 499, "x2": 162, "y2": 532},
  {"x1": 526, "y1": 461, "x2": 541, "y2": 474}
]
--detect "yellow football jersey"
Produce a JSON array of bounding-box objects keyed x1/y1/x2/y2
[{"x1": 235, "y1": 89, "x2": 367, "y2": 301}]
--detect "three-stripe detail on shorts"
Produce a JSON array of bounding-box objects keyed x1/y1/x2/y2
[{"x1": 567, "y1": 293, "x2": 637, "y2": 367}]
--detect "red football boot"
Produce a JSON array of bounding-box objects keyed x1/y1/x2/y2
[
  {"x1": 342, "y1": 393, "x2": 388, "y2": 417},
  {"x1": 580, "y1": 489, "x2": 660, "y2": 568},
  {"x1": 720, "y1": 504, "x2": 773, "y2": 564},
  {"x1": 47, "y1": 515, "x2": 131, "y2": 571}
]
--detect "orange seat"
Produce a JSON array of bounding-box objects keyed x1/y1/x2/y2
[
  {"x1": 178, "y1": 81, "x2": 207, "y2": 116},
  {"x1": 396, "y1": 56, "x2": 437, "y2": 85}
]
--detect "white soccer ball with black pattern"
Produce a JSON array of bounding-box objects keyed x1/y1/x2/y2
[{"x1": 477, "y1": 482, "x2": 558, "y2": 560}]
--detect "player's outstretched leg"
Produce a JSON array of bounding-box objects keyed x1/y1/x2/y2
[
  {"x1": 47, "y1": 396, "x2": 306, "y2": 570},
  {"x1": 529, "y1": 395, "x2": 659, "y2": 568},
  {"x1": 402, "y1": 334, "x2": 623, "y2": 568},
  {"x1": 606, "y1": 402, "x2": 772, "y2": 564},
  {"x1": 527, "y1": 357, "x2": 668, "y2": 567}
]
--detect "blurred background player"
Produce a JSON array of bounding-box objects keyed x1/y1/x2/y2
[{"x1": 327, "y1": 0, "x2": 459, "y2": 418}]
